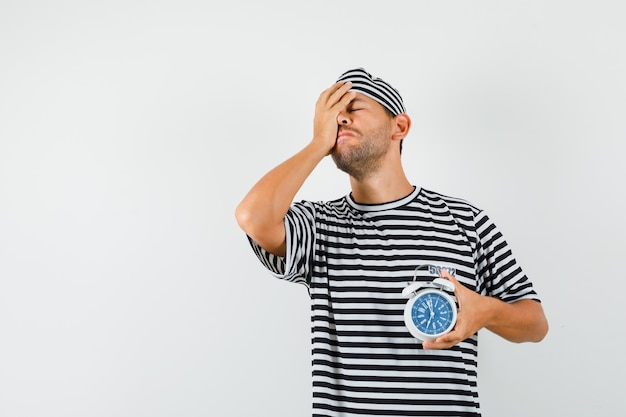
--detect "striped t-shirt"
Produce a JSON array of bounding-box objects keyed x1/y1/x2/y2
[{"x1": 249, "y1": 186, "x2": 540, "y2": 417}]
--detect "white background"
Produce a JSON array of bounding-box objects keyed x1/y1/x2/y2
[{"x1": 1, "y1": 1, "x2": 624, "y2": 416}]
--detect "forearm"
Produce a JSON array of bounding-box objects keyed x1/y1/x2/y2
[
  {"x1": 235, "y1": 81, "x2": 355, "y2": 256},
  {"x1": 482, "y1": 298, "x2": 549, "y2": 343},
  {"x1": 235, "y1": 140, "x2": 328, "y2": 254}
]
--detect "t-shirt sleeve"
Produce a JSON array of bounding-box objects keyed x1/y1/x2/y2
[
  {"x1": 246, "y1": 201, "x2": 316, "y2": 287},
  {"x1": 474, "y1": 210, "x2": 541, "y2": 303}
]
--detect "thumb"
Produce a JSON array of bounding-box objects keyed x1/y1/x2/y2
[{"x1": 439, "y1": 270, "x2": 462, "y2": 307}]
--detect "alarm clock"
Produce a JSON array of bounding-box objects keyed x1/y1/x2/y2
[{"x1": 402, "y1": 273, "x2": 458, "y2": 342}]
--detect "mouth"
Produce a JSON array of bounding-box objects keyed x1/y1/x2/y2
[{"x1": 337, "y1": 129, "x2": 356, "y2": 140}]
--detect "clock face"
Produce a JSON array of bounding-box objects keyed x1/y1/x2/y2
[{"x1": 409, "y1": 291, "x2": 456, "y2": 336}]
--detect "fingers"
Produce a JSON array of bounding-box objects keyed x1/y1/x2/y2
[
  {"x1": 439, "y1": 269, "x2": 456, "y2": 281},
  {"x1": 324, "y1": 81, "x2": 352, "y2": 100},
  {"x1": 312, "y1": 81, "x2": 356, "y2": 152},
  {"x1": 439, "y1": 270, "x2": 463, "y2": 308},
  {"x1": 319, "y1": 81, "x2": 355, "y2": 110},
  {"x1": 422, "y1": 332, "x2": 461, "y2": 350}
]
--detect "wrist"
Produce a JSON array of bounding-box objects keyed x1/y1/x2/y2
[{"x1": 308, "y1": 137, "x2": 335, "y2": 157}]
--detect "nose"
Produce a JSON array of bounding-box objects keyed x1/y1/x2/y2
[{"x1": 337, "y1": 111, "x2": 350, "y2": 126}]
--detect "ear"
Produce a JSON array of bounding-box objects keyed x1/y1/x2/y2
[{"x1": 391, "y1": 114, "x2": 411, "y2": 141}]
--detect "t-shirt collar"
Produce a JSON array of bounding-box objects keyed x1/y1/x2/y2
[{"x1": 346, "y1": 186, "x2": 420, "y2": 212}]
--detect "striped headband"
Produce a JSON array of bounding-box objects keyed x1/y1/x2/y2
[{"x1": 336, "y1": 67, "x2": 406, "y2": 116}]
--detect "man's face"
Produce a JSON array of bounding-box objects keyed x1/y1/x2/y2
[{"x1": 331, "y1": 93, "x2": 394, "y2": 180}]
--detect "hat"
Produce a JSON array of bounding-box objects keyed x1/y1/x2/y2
[{"x1": 336, "y1": 67, "x2": 406, "y2": 116}]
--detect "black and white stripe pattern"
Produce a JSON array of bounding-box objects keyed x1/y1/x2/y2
[
  {"x1": 249, "y1": 187, "x2": 540, "y2": 417},
  {"x1": 336, "y1": 68, "x2": 406, "y2": 116}
]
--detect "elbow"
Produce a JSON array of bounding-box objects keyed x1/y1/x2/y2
[
  {"x1": 235, "y1": 201, "x2": 257, "y2": 236},
  {"x1": 234, "y1": 201, "x2": 286, "y2": 257},
  {"x1": 506, "y1": 321, "x2": 548, "y2": 344},
  {"x1": 234, "y1": 200, "x2": 270, "y2": 240},
  {"x1": 532, "y1": 317, "x2": 549, "y2": 343},
  {"x1": 530, "y1": 301, "x2": 549, "y2": 343},
  {"x1": 501, "y1": 300, "x2": 549, "y2": 344},
  {"x1": 235, "y1": 202, "x2": 250, "y2": 232},
  {"x1": 517, "y1": 312, "x2": 549, "y2": 344}
]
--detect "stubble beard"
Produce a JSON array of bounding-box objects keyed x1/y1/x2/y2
[{"x1": 331, "y1": 125, "x2": 392, "y2": 181}]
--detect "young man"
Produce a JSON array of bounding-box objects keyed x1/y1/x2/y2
[{"x1": 235, "y1": 68, "x2": 548, "y2": 416}]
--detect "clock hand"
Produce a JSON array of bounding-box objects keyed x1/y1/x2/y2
[{"x1": 425, "y1": 298, "x2": 435, "y2": 331}]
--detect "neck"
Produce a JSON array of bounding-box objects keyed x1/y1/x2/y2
[{"x1": 348, "y1": 165, "x2": 413, "y2": 204}]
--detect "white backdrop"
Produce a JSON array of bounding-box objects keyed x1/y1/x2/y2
[{"x1": 1, "y1": 1, "x2": 624, "y2": 416}]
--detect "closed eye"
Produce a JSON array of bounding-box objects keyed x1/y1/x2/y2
[{"x1": 348, "y1": 98, "x2": 368, "y2": 112}]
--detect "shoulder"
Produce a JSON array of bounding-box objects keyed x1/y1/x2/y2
[
  {"x1": 287, "y1": 196, "x2": 354, "y2": 225},
  {"x1": 418, "y1": 187, "x2": 483, "y2": 219},
  {"x1": 293, "y1": 196, "x2": 350, "y2": 214}
]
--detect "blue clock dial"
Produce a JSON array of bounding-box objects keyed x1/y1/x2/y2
[{"x1": 411, "y1": 292, "x2": 455, "y2": 335}]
